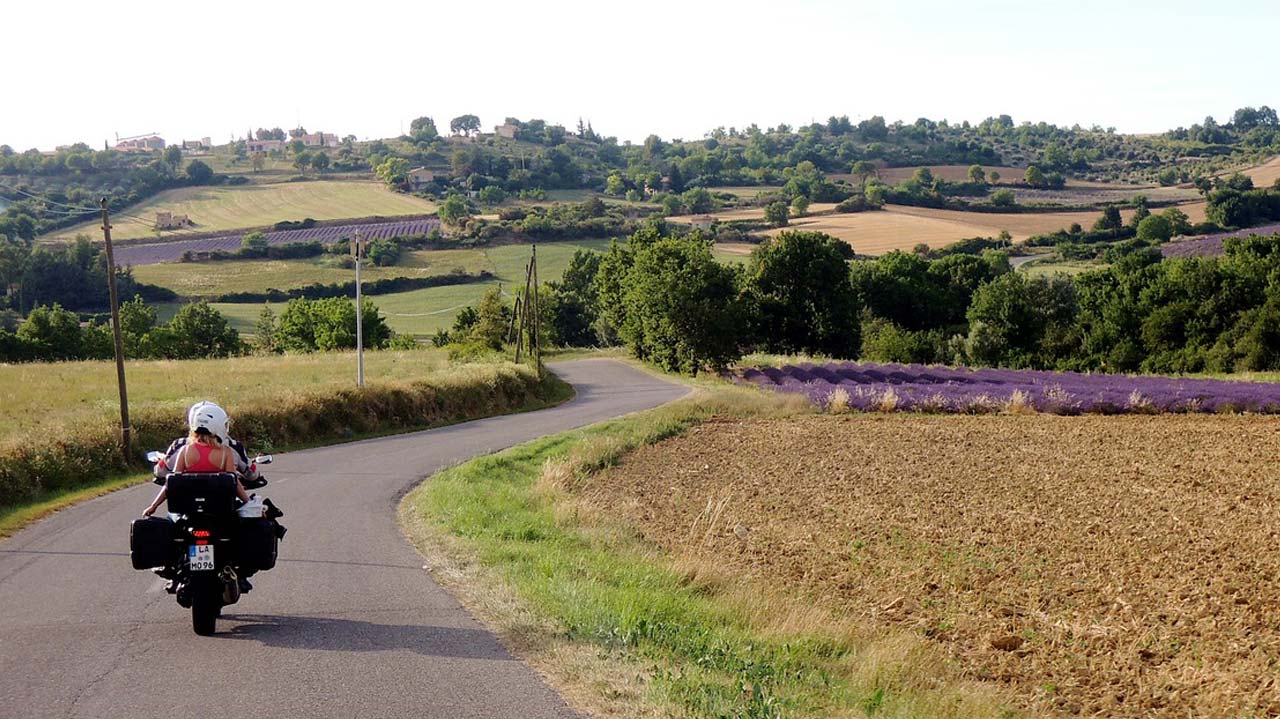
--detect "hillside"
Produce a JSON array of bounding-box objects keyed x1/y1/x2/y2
[{"x1": 46, "y1": 181, "x2": 436, "y2": 241}]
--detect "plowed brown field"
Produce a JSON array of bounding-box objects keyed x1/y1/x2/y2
[{"x1": 586, "y1": 414, "x2": 1280, "y2": 717}]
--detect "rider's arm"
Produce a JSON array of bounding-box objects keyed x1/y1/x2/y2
[
  {"x1": 143, "y1": 485, "x2": 166, "y2": 517},
  {"x1": 222, "y1": 449, "x2": 250, "y2": 502}
]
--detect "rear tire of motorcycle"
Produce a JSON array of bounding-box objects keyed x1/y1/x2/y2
[{"x1": 190, "y1": 576, "x2": 220, "y2": 636}]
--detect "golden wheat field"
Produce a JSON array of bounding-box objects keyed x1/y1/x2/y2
[{"x1": 770, "y1": 205, "x2": 1147, "y2": 254}]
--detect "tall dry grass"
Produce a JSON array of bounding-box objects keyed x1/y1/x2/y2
[{"x1": 0, "y1": 353, "x2": 560, "y2": 509}]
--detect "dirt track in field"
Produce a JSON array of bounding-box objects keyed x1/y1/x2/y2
[{"x1": 585, "y1": 414, "x2": 1280, "y2": 717}]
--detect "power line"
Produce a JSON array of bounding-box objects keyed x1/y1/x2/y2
[{"x1": 0, "y1": 181, "x2": 101, "y2": 212}]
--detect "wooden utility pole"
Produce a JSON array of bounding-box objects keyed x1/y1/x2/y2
[
  {"x1": 99, "y1": 199, "x2": 131, "y2": 462},
  {"x1": 352, "y1": 232, "x2": 366, "y2": 388},
  {"x1": 531, "y1": 244, "x2": 541, "y2": 376},
  {"x1": 514, "y1": 250, "x2": 535, "y2": 364}
]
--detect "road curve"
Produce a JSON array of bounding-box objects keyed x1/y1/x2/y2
[{"x1": 0, "y1": 359, "x2": 687, "y2": 719}]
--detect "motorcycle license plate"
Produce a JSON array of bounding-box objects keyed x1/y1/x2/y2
[{"x1": 189, "y1": 545, "x2": 215, "y2": 571}]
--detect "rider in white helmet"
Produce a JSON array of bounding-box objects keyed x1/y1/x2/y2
[{"x1": 157, "y1": 401, "x2": 260, "y2": 484}]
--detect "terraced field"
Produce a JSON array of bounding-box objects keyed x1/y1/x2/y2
[{"x1": 47, "y1": 181, "x2": 436, "y2": 241}]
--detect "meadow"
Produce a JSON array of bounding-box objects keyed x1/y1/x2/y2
[
  {"x1": 152, "y1": 240, "x2": 613, "y2": 336},
  {"x1": 133, "y1": 248, "x2": 489, "y2": 298},
  {"x1": 48, "y1": 181, "x2": 436, "y2": 241},
  {"x1": 0, "y1": 349, "x2": 455, "y2": 438}
]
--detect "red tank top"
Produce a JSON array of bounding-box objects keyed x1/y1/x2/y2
[{"x1": 183, "y1": 443, "x2": 225, "y2": 473}]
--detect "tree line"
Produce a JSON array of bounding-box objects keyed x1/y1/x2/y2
[{"x1": 448, "y1": 220, "x2": 1280, "y2": 376}]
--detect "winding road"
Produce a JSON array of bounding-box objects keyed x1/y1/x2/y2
[{"x1": 0, "y1": 360, "x2": 686, "y2": 719}]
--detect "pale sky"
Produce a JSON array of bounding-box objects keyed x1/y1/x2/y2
[{"x1": 4, "y1": 0, "x2": 1277, "y2": 151}]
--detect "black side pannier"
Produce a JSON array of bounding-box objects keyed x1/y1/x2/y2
[
  {"x1": 236, "y1": 518, "x2": 278, "y2": 571},
  {"x1": 130, "y1": 516, "x2": 176, "y2": 570},
  {"x1": 165, "y1": 473, "x2": 240, "y2": 516}
]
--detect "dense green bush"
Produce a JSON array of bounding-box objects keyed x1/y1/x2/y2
[{"x1": 275, "y1": 296, "x2": 391, "y2": 352}]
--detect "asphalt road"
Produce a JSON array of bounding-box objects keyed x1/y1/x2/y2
[{"x1": 0, "y1": 359, "x2": 687, "y2": 719}]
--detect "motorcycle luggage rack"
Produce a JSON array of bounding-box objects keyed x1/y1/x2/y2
[{"x1": 164, "y1": 473, "x2": 240, "y2": 516}]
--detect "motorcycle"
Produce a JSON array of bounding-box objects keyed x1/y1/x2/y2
[{"x1": 130, "y1": 451, "x2": 280, "y2": 636}]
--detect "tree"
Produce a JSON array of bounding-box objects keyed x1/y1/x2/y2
[
  {"x1": 1161, "y1": 207, "x2": 1192, "y2": 236},
  {"x1": 1024, "y1": 165, "x2": 1046, "y2": 187},
  {"x1": 289, "y1": 139, "x2": 305, "y2": 157},
  {"x1": 251, "y1": 152, "x2": 266, "y2": 172},
  {"x1": 620, "y1": 237, "x2": 746, "y2": 373},
  {"x1": 744, "y1": 231, "x2": 861, "y2": 357},
  {"x1": 469, "y1": 286, "x2": 509, "y2": 349},
  {"x1": 375, "y1": 157, "x2": 410, "y2": 186},
  {"x1": 253, "y1": 305, "x2": 278, "y2": 353},
  {"x1": 310, "y1": 152, "x2": 330, "y2": 173},
  {"x1": 449, "y1": 114, "x2": 482, "y2": 136},
  {"x1": 764, "y1": 201, "x2": 789, "y2": 227},
  {"x1": 275, "y1": 297, "x2": 389, "y2": 352},
  {"x1": 790, "y1": 195, "x2": 811, "y2": 216},
  {"x1": 989, "y1": 170, "x2": 1001, "y2": 184},
  {"x1": 1136, "y1": 214, "x2": 1174, "y2": 243},
  {"x1": 547, "y1": 250, "x2": 602, "y2": 347},
  {"x1": 185, "y1": 159, "x2": 213, "y2": 184},
  {"x1": 293, "y1": 151, "x2": 313, "y2": 172},
  {"x1": 163, "y1": 302, "x2": 243, "y2": 358},
  {"x1": 681, "y1": 187, "x2": 714, "y2": 214},
  {"x1": 1093, "y1": 206, "x2": 1123, "y2": 232},
  {"x1": 478, "y1": 185, "x2": 506, "y2": 205},
  {"x1": 968, "y1": 165, "x2": 986, "y2": 183},
  {"x1": 17, "y1": 304, "x2": 82, "y2": 359},
  {"x1": 409, "y1": 116, "x2": 439, "y2": 141},
  {"x1": 438, "y1": 194, "x2": 471, "y2": 226},
  {"x1": 241, "y1": 231, "x2": 268, "y2": 255},
  {"x1": 851, "y1": 160, "x2": 877, "y2": 187},
  {"x1": 164, "y1": 146, "x2": 183, "y2": 174},
  {"x1": 605, "y1": 172, "x2": 626, "y2": 196},
  {"x1": 990, "y1": 189, "x2": 1017, "y2": 207}
]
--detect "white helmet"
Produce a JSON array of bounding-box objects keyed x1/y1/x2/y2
[{"x1": 188, "y1": 401, "x2": 229, "y2": 444}]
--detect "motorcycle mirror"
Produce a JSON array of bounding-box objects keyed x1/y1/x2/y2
[
  {"x1": 145, "y1": 451, "x2": 164, "y2": 463},
  {"x1": 254, "y1": 455, "x2": 273, "y2": 465}
]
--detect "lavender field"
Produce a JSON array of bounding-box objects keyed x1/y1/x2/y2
[
  {"x1": 1161, "y1": 224, "x2": 1280, "y2": 259},
  {"x1": 114, "y1": 218, "x2": 440, "y2": 266},
  {"x1": 739, "y1": 362, "x2": 1280, "y2": 414}
]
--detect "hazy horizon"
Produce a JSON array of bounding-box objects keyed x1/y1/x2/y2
[{"x1": 6, "y1": 0, "x2": 1277, "y2": 151}]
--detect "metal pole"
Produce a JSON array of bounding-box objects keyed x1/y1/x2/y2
[
  {"x1": 353, "y1": 232, "x2": 365, "y2": 388},
  {"x1": 99, "y1": 199, "x2": 132, "y2": 462}
]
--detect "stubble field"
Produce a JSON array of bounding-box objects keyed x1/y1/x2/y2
[
  {"x1": 48, "y1": 181, "x2": 437, "y2": 241},
  {"x1": 586, "y1": 414, "x2": 1280, "y2": 717}
]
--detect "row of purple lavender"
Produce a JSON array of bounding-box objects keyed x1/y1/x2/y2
[
  {"x1": 1161, "y1": 224, "x2": 1280, "y2": 259},
  {"x1": 738, "y1": 362, "x2": 1280, "y2": 414},
  {"x1": 114, "y1": 218, "x2": 440, "y2": 266}
]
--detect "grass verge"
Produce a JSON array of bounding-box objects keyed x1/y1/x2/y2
[{"x1": 400, "y1": 385, "x2": 1015, "y2": 719}]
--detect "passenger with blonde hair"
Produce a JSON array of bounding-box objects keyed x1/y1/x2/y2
[{"x1": 143, "y1": 404, "x2": 248, "y2": 517}]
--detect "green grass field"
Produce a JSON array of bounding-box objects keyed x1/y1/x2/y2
[
  {"x1": 153, "y1": 240, "x2": 614, "y2": 336},
  {"x1": 0, "y1": 349, "x2": 452, "y2": 439},
  {"x1": 48, "y1": 181, "x2": 436, "y2": 241},
  {"x1": 1019, "y1": 259, "x2": 1108, "y2": 278},
  {"x1": 134, "y1": 249, "x2": 490, "y2": 298}
]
